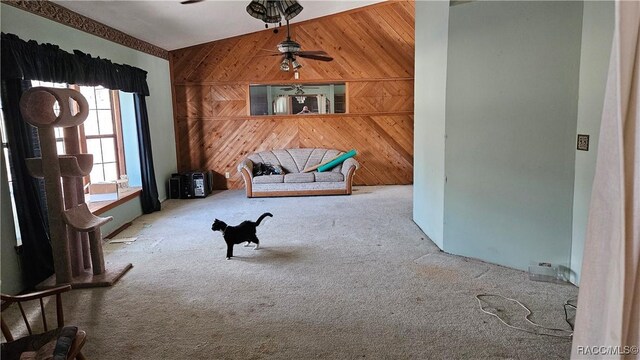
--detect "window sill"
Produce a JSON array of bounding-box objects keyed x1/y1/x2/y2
[{"x1": 86, "y1": 187, "x2": 142, "y2": 215}]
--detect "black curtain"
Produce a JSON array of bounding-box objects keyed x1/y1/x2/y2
[
  {"x1": 134, "y1": 95, "x2": 161, "y2": 214},
  {"x1": 1, "y1": 33, "x2": 150, "y2": 95},
  {"x1": 1, "y1": 79, "x2": 54, "y2": 288}
]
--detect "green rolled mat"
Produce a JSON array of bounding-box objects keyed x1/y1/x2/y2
[{"x1": 317, "y1": 149, "x2": 357, "y2": 172}]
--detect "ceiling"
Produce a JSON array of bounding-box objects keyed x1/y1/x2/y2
[{"x1": 50, "y1": 0, "x2": 384, "y2": 51}]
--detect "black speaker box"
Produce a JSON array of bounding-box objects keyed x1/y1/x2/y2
[
  {"x1": 169, "y1": 174, "x2": 182, "y2": 199},
  {"x1": 169, "y1": 170, "x2": 213, "y2": 199}
]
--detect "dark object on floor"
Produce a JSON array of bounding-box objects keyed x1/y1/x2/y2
[
  {"x1": 1, "y1": 285, "x2": 87, "y2": 360},
  {"x1": 169, "y1": 171, "x2": 213, "y2": 199},
  {"x1": 253, "y1": 163, "x2": 285, "y2": 176},
  {"x1": 211, "y1": 212, "x2": 273, "y2": 259}
]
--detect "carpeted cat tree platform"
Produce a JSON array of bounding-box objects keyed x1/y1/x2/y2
[{"x1": 20, "y1": 87, "x2": 132, "y2": 289}]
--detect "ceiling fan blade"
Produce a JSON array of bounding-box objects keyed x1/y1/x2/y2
[
  {"x1": 260, "y1": 48, "x2": 281, "y2": 53},
  {"x1": 298, "y1": 54, "x2": 333, "y2": 62},
  {"x1": 254, "y1": 53, "x2": 285, "y2": 57},
  {"x1": 180, "y1": 0, "x2": 204, "y2": 4},
  {"x1": 296, "y1": 50, "x2": 329, "y2": 56}
]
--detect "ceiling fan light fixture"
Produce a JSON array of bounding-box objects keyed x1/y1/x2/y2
[
  {"x1": 247, "y1": 0, "x2": 302, "y2": 24},
  {"x1": 263, "y1": 1, "x2": 282, "y2": 24},
  {"x1": 279, "y1": 0, "x2": 303, "y2": 20},
  {"x1": 280, "y1": 59, "x2": 290, "y2": 72},
  {"x1": 277, "y1": 41, "x2": 300, "y2": 53},
  {"x1": 292, "y1": 59, "x2": 302, "y2": 70},
  {"x1": 246, "y1": 0, "x2": 268, "y2": 20}
]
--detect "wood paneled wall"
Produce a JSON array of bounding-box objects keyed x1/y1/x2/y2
[{"x1": 170, "y1": 1, "x2": 415, "y2": 189}]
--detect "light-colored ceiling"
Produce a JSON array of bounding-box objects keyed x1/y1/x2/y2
[{"x1": 50, "y1": 0, "x2": 384, "y2": 51}]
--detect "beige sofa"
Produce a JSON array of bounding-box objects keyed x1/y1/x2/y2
[{"x1": 237, "y1": 148, "x2": 359, "y2": 197}]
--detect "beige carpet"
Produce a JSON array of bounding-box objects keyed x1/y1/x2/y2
[{"x1": 3, "y1": 186, "x2": 578, "y2": 359}]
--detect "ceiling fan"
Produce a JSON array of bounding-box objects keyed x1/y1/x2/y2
[
  {"x1": 279, "y1": 84, "x2": 319, "y2": 92},
  {"x1": 267, "y1": 19, "x2": 333, "y2": 74},
  {"x1": 182, "y1": 0, "x2": 330, "y2": 73},
  {"x1": 278, "y1": 84, "x2": 318, "y2": 104}
]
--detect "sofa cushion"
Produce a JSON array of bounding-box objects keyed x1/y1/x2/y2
[
  {"x1": 287, "y1": 149, "x2": 315, "y2": 171},
  {"x1": 252, "y1": 163, "x2": 285, "y2": 176},
  {"x1": 249, "y1": 150, "x2": 298, "y2": 173},
  {"x1": 284, "y1": 173, "x2": 315, "y2": 183},
  {"x1": 247, "y1": 149, "x2": 347, "y2": 173},
  {"x1": 249, "y1": 152, "x2": 286, "y2": 172},
  {"x1": 314, "y1": 172, "x2": 344, "y2": 182},
  {"x1": 253, "y1": 175, "x2": 284, "y2": 184},
  {"x1": 304, "y1": 149, "x2": 330, "y2": 170},
  {"x1": 272, "y1": 150, "x2": 300, "y2": 173}
]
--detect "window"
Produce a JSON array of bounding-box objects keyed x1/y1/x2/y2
[
  {"x1": 78, "y1": 86, "x2": 125, "y2": 183},
  {"x1": 30, "y1": 81, "x2": 125, "y2": 184}
]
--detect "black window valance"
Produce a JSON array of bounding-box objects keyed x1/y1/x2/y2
[{"x1": 1, "y1": 33, "x2": 150, "y2": 96}]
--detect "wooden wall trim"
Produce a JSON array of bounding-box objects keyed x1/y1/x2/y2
[
  {"x1": 2, "y1": 0, "x2": 169, "y2": 60},
  {"x1": 175, "y1": 112, "x2": 414, "y2": 121},
  {"x1": 174, "y1": 78, "x2": 415, "y2": 86},
  {"x1": 173, "y1": 79, "x2": 414, "y2": 118},
  {"x1": 345, "y1": 82, "x2": 350, "y2": 114}
]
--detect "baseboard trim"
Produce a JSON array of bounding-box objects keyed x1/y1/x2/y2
[{"x1": 250, "y1": 189, "x2": 350, "y2": 198}]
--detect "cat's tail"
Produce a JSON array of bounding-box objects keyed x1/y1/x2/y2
[{"x1": 255, "y1": 212, "x2": 273, "y2": 226}]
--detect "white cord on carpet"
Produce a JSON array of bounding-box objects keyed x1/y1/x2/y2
[{"x1": 475, "y1": 294, "x2": 574, "y2": 339}]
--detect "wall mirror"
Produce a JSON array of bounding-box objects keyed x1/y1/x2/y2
[{"x1": 249, "y1": 83, "x2": 346, "y2": 116}]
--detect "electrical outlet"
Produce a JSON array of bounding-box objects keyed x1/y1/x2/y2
[
  {"x1": 577, "y1": 134, "x2": 590, "y2": 151},
  {"x1": 225, "y1": 172, "x2": 230, "y2": 179}
]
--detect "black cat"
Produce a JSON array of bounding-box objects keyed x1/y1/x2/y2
[{"x1": 211, "y1": 212, "x2": 273, "y2": 259}]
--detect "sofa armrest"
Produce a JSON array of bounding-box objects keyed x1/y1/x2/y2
[
  {"x1": 237, "y1": 159, "x2": 254, "y2": 177},
  {"x1": 237, "y1": 159, "x2": 254, "y2": 197},
  {"x1": 340, "y1": 158, "x2": 358, "y2": 195},
  {"x1": 340, "y1": 158, "x2": 359, "y2": 177}
]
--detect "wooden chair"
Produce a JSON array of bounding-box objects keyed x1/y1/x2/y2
[{"x1": 1, "y1": 285, "x2": 87, "y2": 360}]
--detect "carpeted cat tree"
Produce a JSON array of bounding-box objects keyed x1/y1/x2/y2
[{"x1": 20, "y1": 87, "x2": 132, "y2": 288}]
